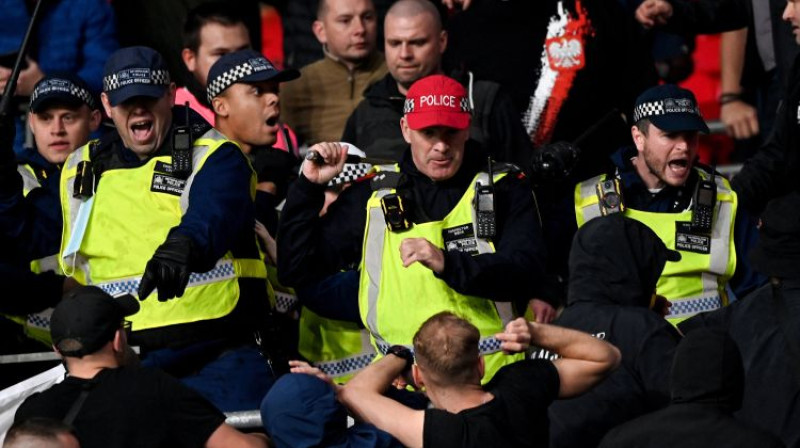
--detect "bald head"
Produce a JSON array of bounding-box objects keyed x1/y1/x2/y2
[
  {"x1": 385, "y1": 0, "x2": 443, "y2": 32},
  {"x1": 384, "y1": 0, "x2": 447, "y2": 93}
]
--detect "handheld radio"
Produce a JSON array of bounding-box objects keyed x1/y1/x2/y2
[
  {"x1": 475, "y1": 157, "x2": 496, "y2": 239},
  {"x1": 691, "y1": 170, "x2": 716, "y2": 233},
  {"x1": 172, "y1": 102, "x2": 193, "y2": 178}
]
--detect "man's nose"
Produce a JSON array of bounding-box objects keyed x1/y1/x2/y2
[
  {"x1": 431, "y1": 138, "x2": 448, "y2": 152},
  {"x1": 352, "y1": 16, "x2": 366, "y2": 35},
  {"x1": 399, "y1": 43, "x2": 413, "y2": 59},
  {"x1": 51, "y1": 118, "x2": 66, "y2": 135},
  {"x1": 264, "y1": 93, "x2": 279, "y2": 107}
]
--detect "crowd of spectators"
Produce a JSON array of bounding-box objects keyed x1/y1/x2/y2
[{"x1": 1, "y1": 0, "x2": 800, "y2": 447}]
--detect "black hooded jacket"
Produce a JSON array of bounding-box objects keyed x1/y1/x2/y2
[
  {"x1": 599, "y1": 327, "x2": 786, "y2": 448},
  {"x1": 545, "y1": 214, "x2": 682, "y2": 448}
]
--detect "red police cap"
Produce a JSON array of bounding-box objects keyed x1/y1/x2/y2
[{"x1": 403, "y1": 75, "x2": 471, "y2": 131}]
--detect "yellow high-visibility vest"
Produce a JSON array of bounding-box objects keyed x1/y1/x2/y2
[
  {"x1": 359, "y1": 165, "x2": 524, "y2": 383},
  {"x1": 574, "y1": 168, "x2": 737, "y2": 325},
  {"x1": 58, "y1": 129, "x2": 266, "y2": 332}
]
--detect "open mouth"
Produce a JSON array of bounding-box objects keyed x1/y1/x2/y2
[
  {"x1": 667, "y1": 159, "x2": 689, "y2": 176},
  {"x1": 265, "y1": 116, "x2": 278, "y2": 127},
  {"x1": 130, "y1": 120, "x2": 154, "y2": 143}
]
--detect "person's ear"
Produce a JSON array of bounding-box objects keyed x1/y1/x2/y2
[
  {"x1": 400, "y1": 116, "x2": 412, "y2": 143},
  {"x1": 212, "y1": 96, "x2": 228, "y2": 118},
  {"x1": 412, "y1": 364, "x2": 424, "y2": 388},
  {"x1": 632, "y1": 125, "x2": 646, "y2": 153},
  {"x1": 112, "y1": 329, "x2": 125, "y2": 353},
  {"x1": 181, "y1": 48, "x2": 197, "y2": 73},
  {"x1": 439, "y1": 30, "x2": 448, "y2": 54},
  {"x1": 478, "y1": 356, "x2": 486, "y2": 381},
  {"x1": 312, "y1": 20, "x2": 327, "y2": 45},
  {"x1": 89, "y1": 109, "x2": 102, "y2": 132},
  {"x1": 100, "y1": 92, "x2": 113, "y2": 117}
]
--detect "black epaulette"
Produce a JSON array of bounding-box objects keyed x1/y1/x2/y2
[{"x1": 370, "y1": 170, "x2": 407, "y2": 191}]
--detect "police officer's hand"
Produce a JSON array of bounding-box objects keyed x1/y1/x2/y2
[
  {"x1": 138, "y1": 232, "x2": 195, "y2": 302},
  {"x1": 302, "y1": 142, "x2": 348, "y2": 185},
  {"x1": 400, "y1": 238, "x2": 444, "y2": 274}
]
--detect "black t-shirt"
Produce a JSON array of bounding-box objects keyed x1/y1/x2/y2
[
  {"x1": 15, "y1": 367, "x2": 226, "y2": 448},
  {"x1": 422, "y1": 359, "x2": 560, "y2": 448}
]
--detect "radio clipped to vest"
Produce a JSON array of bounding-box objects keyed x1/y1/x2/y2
[
  {"x1": 73, "y1": 160, "x2": 94, "y2": 199},
  {"x1": 381, "y1": 193, "x2": 412, "y2": 232},
  {"x1": 595, "y1": 178, "x2": 625, "y2": 216},
  {"x1": 691, "y1": 172, "x2": 716, "y2": 234},
  {"x1": 474, "y1": 157, "x2": 496, "y2": 239},
  {"x1": 171, "y1": 102, "x2": 193, "y2": 179}
]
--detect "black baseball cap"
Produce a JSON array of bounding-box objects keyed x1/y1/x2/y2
[
  {"x1": 206, "y1": 49, "x2": 299, "y2": 102},
  {"x1": 102, "y1": 46, "x2": 172, "y2": 106},
  {"x1": 29, "y1": 73, "x2": 98, "y2": 113},
  {"x1": 50, "y1": 286, "x2": 140, "y2": 357},
  {"x1": 632, "y1": 84, "x2": 710, "y2": 134}
]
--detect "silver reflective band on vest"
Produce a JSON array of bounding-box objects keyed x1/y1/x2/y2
[
  {"x1": 363, "y1": 166, "x2": 515, "y2": 357},
  {"x1": 315, "y1": 329, "x2": 377, "y2": 378},
  {"x1": 26, "y1": 309, "x2": 53, "y2": 333},
  {"x1": 274, "y1": 291, "x2": 298, "y2": 313},
  {"x1": 95, "y1": 259, "x2": 236, "y2": 296},
  {"x1": 17, "y1": 165, "x2": 41, "y2": 194},
  {"x1": 62, "y1": 129, "x2": 224, "y2": 282},
  {"x1": 36, "y1": 254, "x2": 60, "y2": 273},
  {"x1": 179, "y1": 129, "x2": 224, "y2": 213},
  {"x1": 667, "y1": 294, "x2": 722, "y2": 319},
  {"x1": 375, "y1": 335, "x2": 505, "y2": 357}
]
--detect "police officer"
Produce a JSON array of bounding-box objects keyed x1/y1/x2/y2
[
  {"x1": 574, "y1": 84, "x2": 739, "y2": 325},
  {"x1": 208, "y1": 49, "x2": 300, "y2": 233},
  {"x1": 278, "y1": 74, "x2": 547, "y2": 381},
  {"x1": 57, "y1": 46, "x2": 272, "y2": 411},
  {"x1": 208, "y1": 49, "x2": 377, "y2": 382},
  {"x1": 0, "y1": 74, "x2": 100, "y2": 346}
]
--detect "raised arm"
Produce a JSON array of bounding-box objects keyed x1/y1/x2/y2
[
  {"x1": 339, "y1": 355, "x2": 425, "y2": 448},
  {"x1": 496, "y1": 317, "x2": 621, "y2": 398}
]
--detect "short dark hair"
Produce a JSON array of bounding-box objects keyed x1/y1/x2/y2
[
  {"x1": 316, "y1": 0, "x2": 327, "y2": 19},
  {"x1": 4, "y1": 418, "x2": 77, "y2": 447},
  {"x1": 412, "y1": 311, "x2": 481, "y2": 387},
  {"x1": 635, "y1": 118, "x2": 651, "y2": 136},
  {"x1": 183, "y1": 2, "x2": 249, "y2": 53}
]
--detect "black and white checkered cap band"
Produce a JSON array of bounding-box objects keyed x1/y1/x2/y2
[
  {"x1": 30, "y1": 79, "x2": 96, "y2": 110},
  {"x1": 328, "y1": 162, "x2": 372, "y2": 187},
  {"x1": 633, "y1": 99, "x2": 701, "y2": 123},
  {"x1": 103, "y1": 68, "x2": 170, "y2": 92},
  {"x1": 207, "y1": 60, "x2": 275, "y2": 102},
  {"x1": 403, "y1": 96, "x2": 472, "y2": 114}
]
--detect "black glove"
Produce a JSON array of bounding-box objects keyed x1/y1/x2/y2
[{"x1": 138, "y1": 232, "x2": 195, "y2": 302}]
